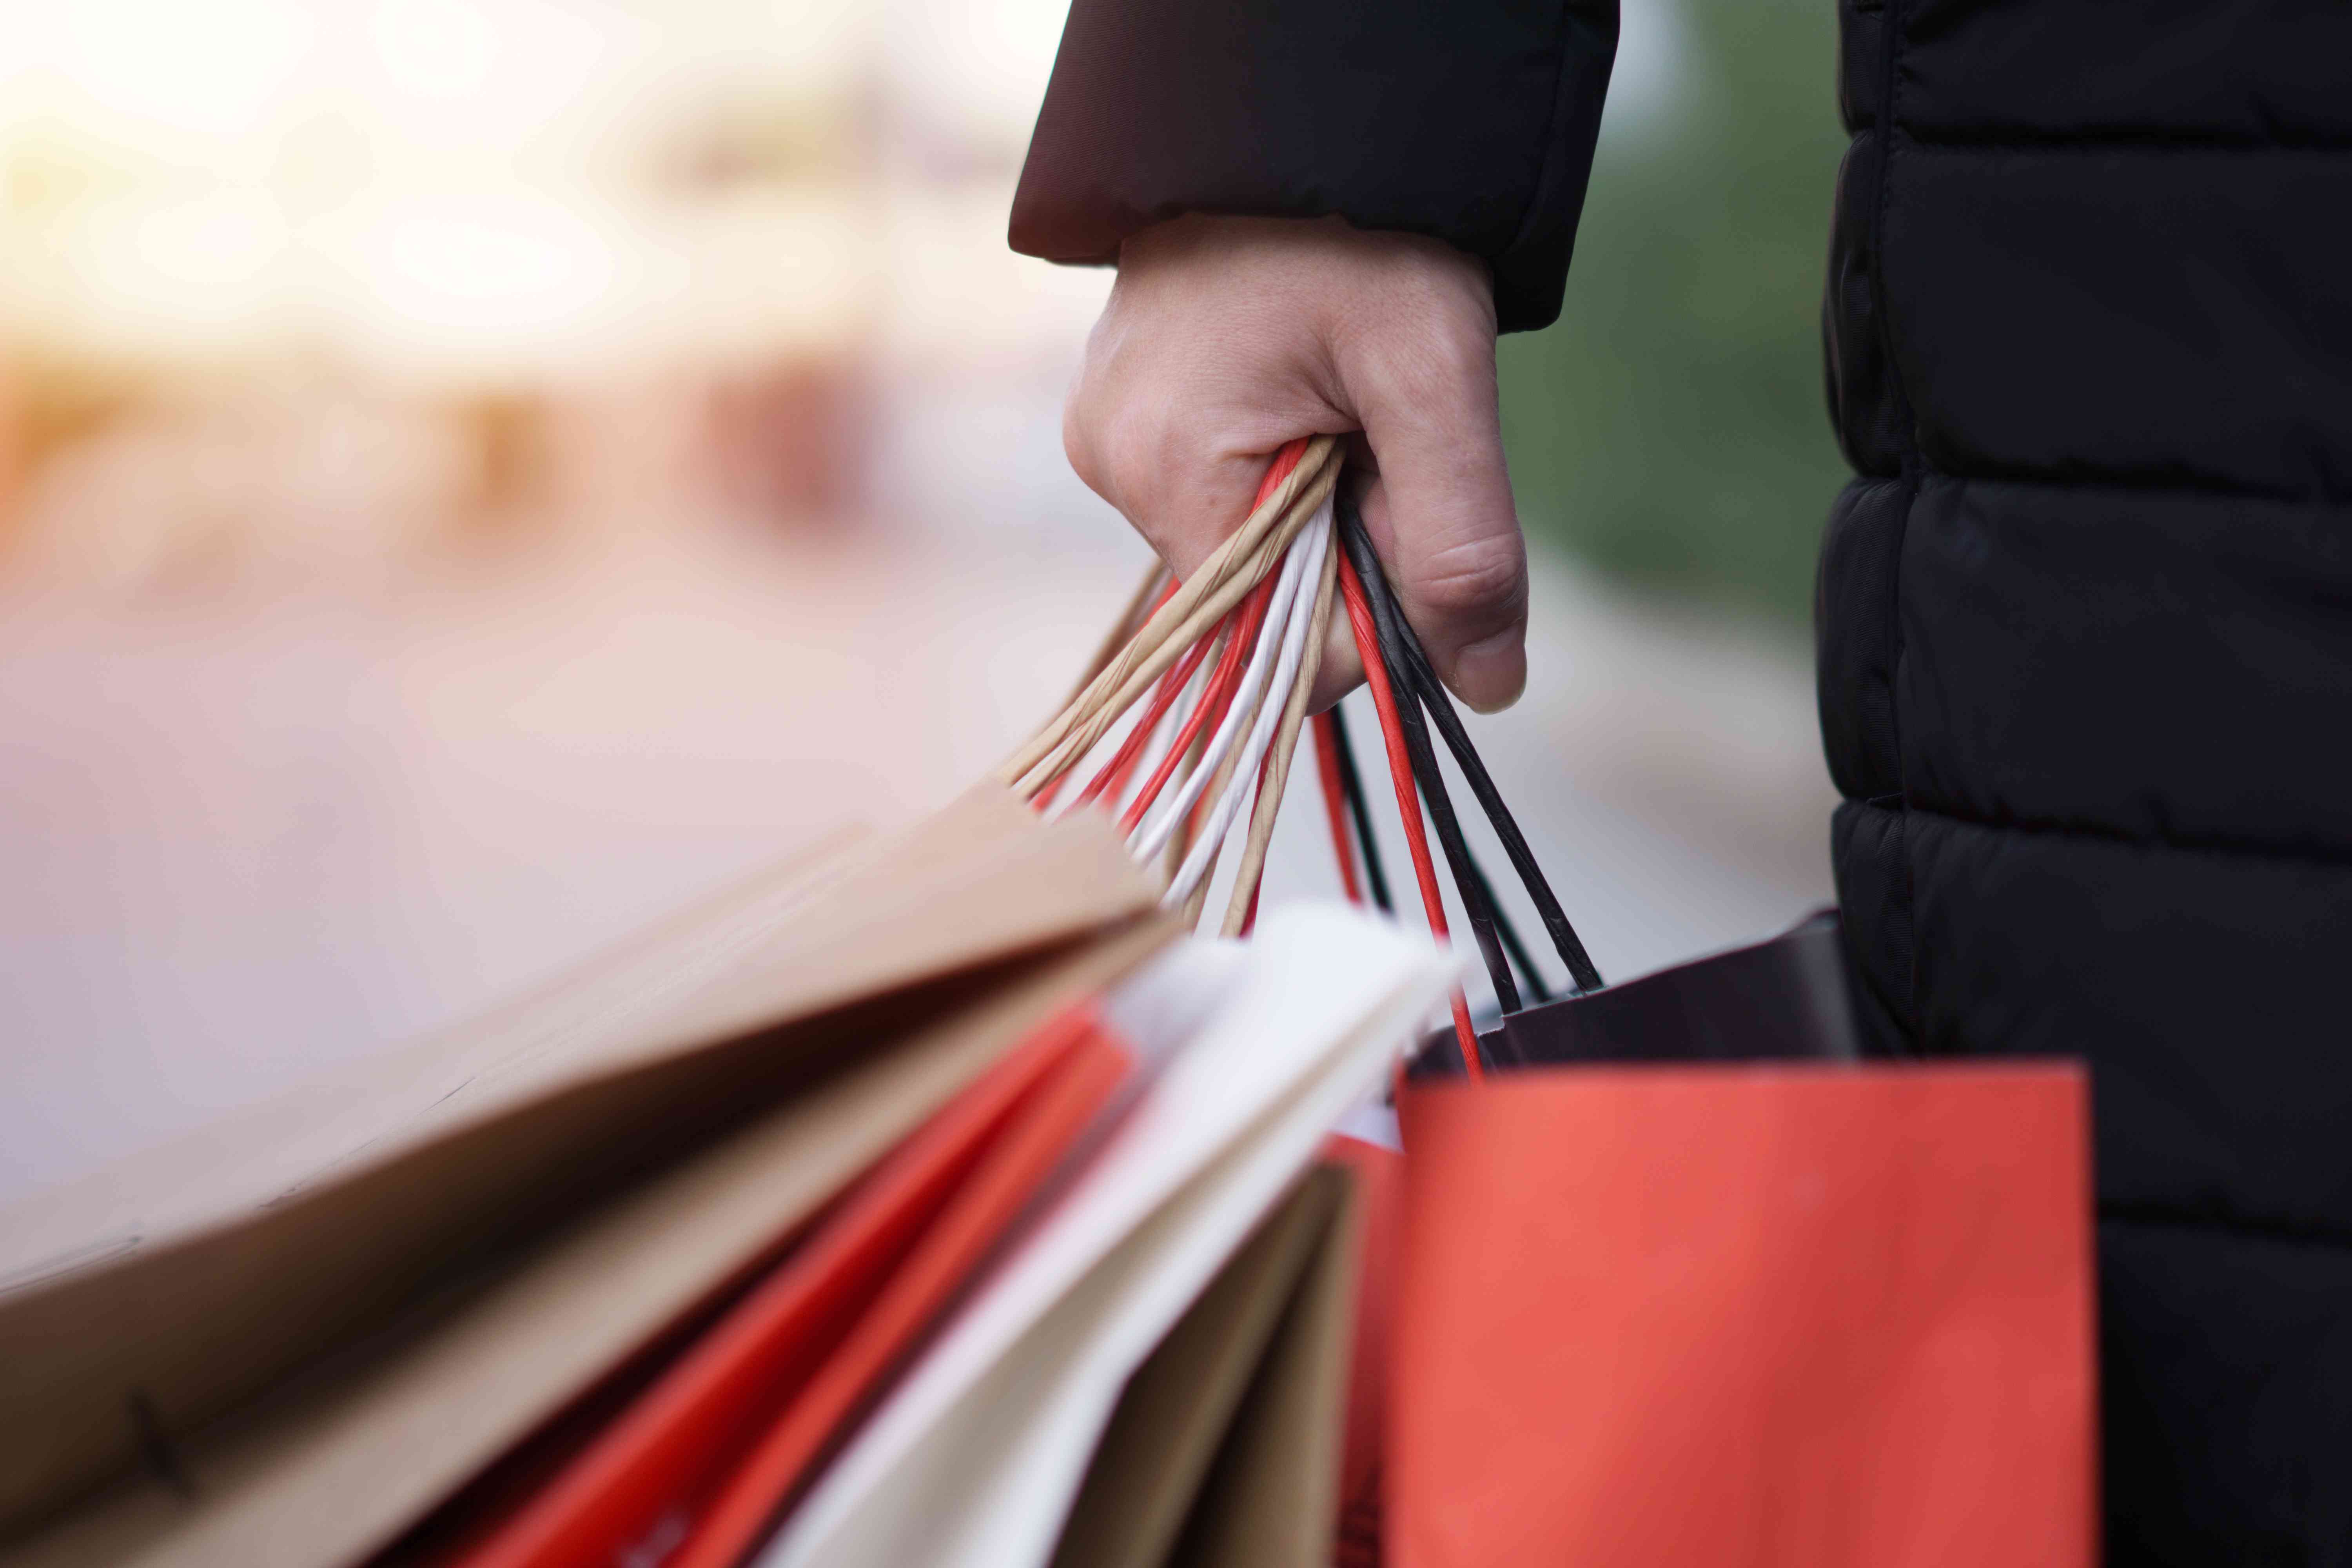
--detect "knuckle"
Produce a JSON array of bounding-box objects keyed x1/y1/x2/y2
[{"x1": 1413, "y1": 533, "x2": 1526, "y2": 625}]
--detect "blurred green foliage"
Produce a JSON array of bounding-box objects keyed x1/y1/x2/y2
[{"x1": 1499, "y1": 0, "x2": 1850, "y2": 624}]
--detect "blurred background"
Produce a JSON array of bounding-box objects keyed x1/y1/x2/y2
[{"x1": 0, "y1": 0, "x2": 1844, "y2": 1199}]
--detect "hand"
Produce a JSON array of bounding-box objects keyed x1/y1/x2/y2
[{"x1": 1064, "y1": 214, "x2": 1529, "y2": 712}]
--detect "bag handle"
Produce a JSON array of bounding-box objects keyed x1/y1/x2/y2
[
  {"x1": 1335, "y1": 492, "x2": 1604, "y2": 996},
  {"x1": 1004, "y1": 439, "x2": 1341, "y2": 935},
  {"x1": 1335, "y1": 503, "x2": 1533, "y2": 1019}
]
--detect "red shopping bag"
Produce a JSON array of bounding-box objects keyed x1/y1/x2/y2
[{"x1": 1390, "y1": 1062, "x2": 2096, "y2": 1568}]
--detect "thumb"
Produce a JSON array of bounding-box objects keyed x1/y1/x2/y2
[{"x1": 1345, "y1": 337, "x2": 1528, "y2": 713}]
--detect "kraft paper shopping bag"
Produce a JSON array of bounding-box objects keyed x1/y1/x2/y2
[
  {"x1": 0, "y1": 788, "x2": 1161, "y2": 1564},
  {"x1": 1051, "y1": 1164, "x2": 1355, "y2": 1568},
  {"x1": 1140, "y1": 1164, "x2": 1359, "y2": 1568}
]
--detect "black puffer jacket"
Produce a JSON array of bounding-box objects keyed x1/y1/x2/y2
[
  {"x1": 1013, "y1": 2, "x2": 2352, "y2": 1560},
  {"x1": 1819, "y1": 6, "x2": 2352, "y2": 1563}
]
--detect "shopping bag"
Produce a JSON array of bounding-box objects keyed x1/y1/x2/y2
[
  {"x1": 1301, "y1": 495, "x2": 2097, "y2": 1568},
  {"x1": 392, "y1": 1003, "x2": 1141, "y2": 1568},
  {"x1": 0, "y1": 788, "x2": 1164, "y2": 1566},
  {"x1": 0, "y1": 430, "x2": 1387, "y2": 1568},
  {"x1": 389, "y1": 904, "x2": 1432, "y2": 1568},
  {"x1": 1142, "y1": 1169, "x2": 1356, "y2": 1568},
  {"x1": 1407, "y1": 911, "x2": 1861, "y2": 1077},
  {"x1": 752, "y1": 904, "x2": 1453, "y2": 1568},
  {"x1": 1051, "y1": 1160, "x2": 1359, "y2": 1568},
  {"x1": 1390, "y1": 1062, "x2": 2097, "y2": 1568},
  {"x1": 1316, "y1": 1130, "x2": 1401, "y2": 1568}
]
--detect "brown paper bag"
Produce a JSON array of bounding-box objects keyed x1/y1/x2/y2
[
  {"x1": 0, "y1": 786, "x2": 1161, "y2": 1557},
  {"x1": 5, "y1": 923, "x2": 1173, "y2": 1568},
  {"x1": 1053, "y1": 1164, "x2": 1361, "y2": 1568}
]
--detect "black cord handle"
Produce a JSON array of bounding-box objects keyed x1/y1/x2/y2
[
  {"x1": 1465, "y1": 852, "x2": 1552, "y2": 1005},
  {"x1": 1338, "y1": 492, "x2": 1605, "y2": 996},
  {"x1": 1336, "y1": 695, "x2": 1548, "y2": 1007},
  {"x1": 1337, "y1": 504, "x2": 1524, "y2": 1015},
  {"x1": 1324, "y1": 703, "x2": 1394, "y2": 915}
]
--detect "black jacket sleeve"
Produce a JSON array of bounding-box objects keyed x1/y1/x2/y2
[{"x1": 1008, "y1": 0, "x2": 1618, "y2": 334}]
